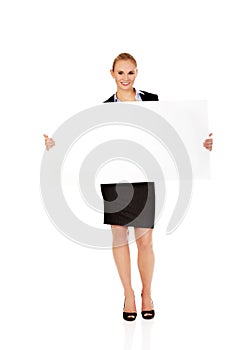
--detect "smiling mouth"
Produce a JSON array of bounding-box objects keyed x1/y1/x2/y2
[{"x1": 121, "y1": 82, "x2": 130, "y2": 86}]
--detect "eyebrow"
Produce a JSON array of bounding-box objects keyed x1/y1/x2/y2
[{"x1": 117, "y1": 70, "x2": 136, "y2": 73}]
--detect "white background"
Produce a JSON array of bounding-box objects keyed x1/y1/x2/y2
[{"x1": 1, "y1": 1, "x2": 233, "y2": 349}]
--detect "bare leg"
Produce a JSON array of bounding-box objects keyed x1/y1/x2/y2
[
  {"x1": 111, "y1": 225, "x2": 136, "y2": 313},
  {"x1": 134, "y1": 227, "x2": 155, "y2": 314}
]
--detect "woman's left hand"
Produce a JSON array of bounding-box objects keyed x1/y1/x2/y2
[{"x1": 203, "y1": 133, "x2": 213, "y2": 151}]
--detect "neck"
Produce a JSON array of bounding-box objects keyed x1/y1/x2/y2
[{"x1": 116, "y1": 88, "x2": 136, "y2": 101}]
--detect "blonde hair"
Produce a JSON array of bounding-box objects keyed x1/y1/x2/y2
[{"x1": 112, "y1": 53, "x2": 137, "y2": 71}]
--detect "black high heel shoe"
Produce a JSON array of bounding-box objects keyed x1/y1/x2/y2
[
  {"x1": 141, "y1": 293, "x2": 155, "y2": 320},
  {"x1": 123, "y1": 298, "x2": 137, "y2": 321}
]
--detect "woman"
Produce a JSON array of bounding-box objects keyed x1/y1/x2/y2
[{"x1": 44, "y1": 53, "x2": 213, "y2": 321}]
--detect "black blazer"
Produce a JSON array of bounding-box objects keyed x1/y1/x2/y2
[{"x1": 103, "y1": 90, "x2": 159, "y2": 103}]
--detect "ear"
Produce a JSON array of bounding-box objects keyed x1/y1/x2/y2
[{"x1": 110, "y1": 69, "x2": 115, "y2": 78}]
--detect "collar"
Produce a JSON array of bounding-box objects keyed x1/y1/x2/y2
[{"x1": 114, "y1": 89, "x2": 144, "y2": 102}]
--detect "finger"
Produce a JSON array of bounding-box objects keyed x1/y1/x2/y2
[{"x1": 43, "y1": 134, "x2": 48, "y2": 138}]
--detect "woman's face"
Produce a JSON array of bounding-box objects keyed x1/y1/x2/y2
[{"x1": 110, "y1": 59, "x2": 138, "y2": 91}]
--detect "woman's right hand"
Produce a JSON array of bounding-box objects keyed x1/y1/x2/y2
[{"x1": 43, "y1": 134, "x2": 55, "y2": 151}]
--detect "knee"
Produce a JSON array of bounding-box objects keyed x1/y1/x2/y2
[
  {"x1": 111, "y1": 225, "x2": 129, "y2": 247},
  {"x1": 136, "y1": 233, "x2": 153, "y2": 251}
]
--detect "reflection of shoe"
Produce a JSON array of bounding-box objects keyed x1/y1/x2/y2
[
  {"x1": 141, "y1": 293, "x2": 155, "y2": 320},
  {"x1": 123, "y1": 298, "x2": 137, "y2": 321}
]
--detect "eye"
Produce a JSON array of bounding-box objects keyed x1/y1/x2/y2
[
  {"x1": 117, "y1": 71, "x2": 123, "y2": 75},
  {"x1": 128, "y1": 71, "x2": 135, "y2": 75}
]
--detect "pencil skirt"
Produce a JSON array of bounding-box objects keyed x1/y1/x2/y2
[{"x1": 100, "y1": 182, "x2": 155, "y2": 228}]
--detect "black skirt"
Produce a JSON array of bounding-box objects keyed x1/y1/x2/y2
[{"x1": 100, "y1": 182, "x2": 155, "y2": 228}]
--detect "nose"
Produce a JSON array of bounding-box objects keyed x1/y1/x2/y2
[{"x1": 123, "y1": 73, "x2": 128, "y2": 80}]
